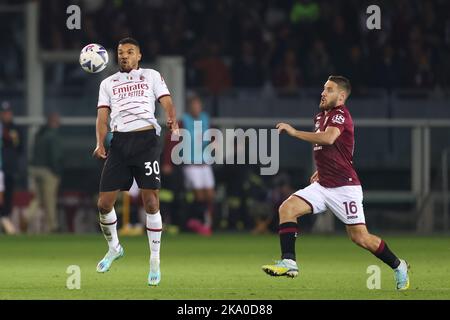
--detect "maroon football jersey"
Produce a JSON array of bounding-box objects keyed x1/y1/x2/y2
[{"x1": 313, "y1": 104, "x2": 360, "y2": 188}]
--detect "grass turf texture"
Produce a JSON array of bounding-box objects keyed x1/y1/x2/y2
[{"x1": 0, "y1": 234, "x2": 449, "y2": 300}]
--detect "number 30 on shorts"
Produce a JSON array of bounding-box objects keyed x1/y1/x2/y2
[{"x1": 144, "y1": 161, "x2": 160, "y2": 176}]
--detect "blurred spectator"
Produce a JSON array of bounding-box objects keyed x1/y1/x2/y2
[
  {"x1": 290, "y1": 0, "x2": 320, "y2": 24},
  {"x1": 119, "y1": 179, "x2": 145, "y2": 236},
  {"x1": 345, "y1": 45, "x2": 368, "y2": 93},
  {"x1": 0, "y1": 101, "x2": 24, "y2": 234},
  {"x1": 0, "y1": 120, "x2": 6, "y2": 233},
  {"x1": 37, "y1": 0, "x2": 450, "y2": 90},
  {"x1": 233, "y1": 41, "x2": 264, "y2": 88},
  {"x1": 218, "y1": 138, "x2": 255, "y2": 231},
  {"x1": 267, "y1": 173, "x2": 295, "y2": 233},
  {"x1": 268, "y1": 23, "x2": 294, "y2": 72},
  {"x1": 242, "y1": 172, "x2": 295, "y2": 235},
  {"x1": 81, "y1": 0, "x2": 105, "y2": 14},
  {"x1": 371, "y1": 45, "x2": 400, "y2": 90},
  {"x1": 194, "y1": 42, "x2": 232, "y2": 95},
  {"x1": 181, "y1": 93, "x2": 215, "y2": 236},
  {"x1": 26, "y1": 113, "x2": 62, "y2": 233},
  {"x1": 326, "y1": 15, "x2": 354, "y2": 73},
  {"x1": 272, "y1": 48, "x2": 303, "y2": 94},
  {"x1": 143, "y1": 39, "x2": 161, "y2": 64},
  {"x1": 306, "y1": 39, "x2": 334, "y2": 85},
  {"x1": 265, "y1": 1, "x2": 287, "y2": 29},
  {"x1": 245, "y1": 172, "x2": 272, "y2": 235}
]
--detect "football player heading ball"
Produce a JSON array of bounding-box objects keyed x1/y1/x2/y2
[{"x1": 93, "y1": 37, "x2": 179, "y2": 286}]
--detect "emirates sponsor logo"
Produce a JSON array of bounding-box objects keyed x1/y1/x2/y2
[{"x1": 113, "y1": 83, "x2": 149, "y2": 95}]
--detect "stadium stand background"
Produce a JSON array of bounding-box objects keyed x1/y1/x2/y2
[{"x1": 1, "y1": 0, "x2": 450, "y2": 233}]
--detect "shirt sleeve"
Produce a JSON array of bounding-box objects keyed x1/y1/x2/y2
[
  {"x1": 151, "y1": 70, "x2": 171, "y2": 101},
  {"x1": 97, "y1": 79, "x2": 111, "y2": 108},
  {"x1": 328, "y1": 111, "x2": 347, "y2": 133}
]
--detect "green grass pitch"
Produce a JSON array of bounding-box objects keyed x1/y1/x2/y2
[{"x1": 0, "y1": 233, "x2": 449, "y2": 300}]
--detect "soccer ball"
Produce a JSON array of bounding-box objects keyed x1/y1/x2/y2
[{"x1": 79, "y1": 43, "x2": 109, "y2": 73}]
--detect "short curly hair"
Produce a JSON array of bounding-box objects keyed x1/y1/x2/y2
[{"x1": 328, "y1": 75, "x2": 351, "y2": 97}]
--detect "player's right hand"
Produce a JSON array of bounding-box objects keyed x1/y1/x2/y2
[
  {"x1": 276, "y1": 123, "x2": 296, "y2": 136},
  {"x1": 310, "y1": 170, "x2": 319, "y2": 183},
  {"x1": 93, "y1": 144, "x2": 107, "y2": 159},
  {"x1": 162, "y1": 164, "x2": 173, "y2": 175},
  {"x1": 167, "y1": 118, "x2": 180, "y2": 136}
]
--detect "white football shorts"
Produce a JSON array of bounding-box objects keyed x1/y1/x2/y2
[
  {"x1": 293, "y1": 182, "x2": 366, "y2": 225},
  {"x1": 183, "y1": 165, "x2": 215, "y2": 190}
]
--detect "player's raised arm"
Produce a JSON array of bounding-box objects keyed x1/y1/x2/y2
[
  {"x1": 93, "y1": 107, "x2": 109, "y2": 159},
  {"x1": 159, "y1": 95, "x2": 179, "y2": 136},
  {"x1": 276, "y1": 123, "x2": 341, "y2": 145}
]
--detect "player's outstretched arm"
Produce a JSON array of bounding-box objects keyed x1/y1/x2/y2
[
  {"x1": 159, "y1": 95, "x2": 179, "y2": 136},
  {"x1": 276, "y1": 123, "x2": 341, "y2": 145},
  {"x1": 93, "y1": 107, "x2": 109, "y2": 159}
]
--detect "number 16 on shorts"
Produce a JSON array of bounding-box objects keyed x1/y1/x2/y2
[
  {"x1": 344, "y1": 201, "x2": 358, "y2": 215},
  {"x1": 145, "y1": 161, "x2": 160, "y2": 176},
  {"x1": 343, "y1": 200, "x2": 363, "y2": 222}
]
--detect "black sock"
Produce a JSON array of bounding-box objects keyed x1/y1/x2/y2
[
  {"x1": 279, "y1": 222, "x2": 298, "y2": 261},
  {"x1": 191, "y1": 201, "x2": 205, "y2": 220},
  {"x1": 373, "y1": 240, "x2": 400, "y2": 269}
]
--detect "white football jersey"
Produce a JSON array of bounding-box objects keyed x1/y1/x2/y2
[{"x1": 97, "y1": 68, "x2": 170, "y2": 135}]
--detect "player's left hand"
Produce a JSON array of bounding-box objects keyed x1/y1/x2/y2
[{"x1": 276, "y1": 123, "x2": 296, "y2": 136}]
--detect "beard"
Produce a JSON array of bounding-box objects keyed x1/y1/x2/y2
[
  {"x1": 119, "y1": 64, "x2": 131, "y2": 72},
  {"x1": 119, "y1": 60, "x2": 137, "y2": 72},
  {"x1": 319, "y1": 96, "x2": 338, "y2": 111}
]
